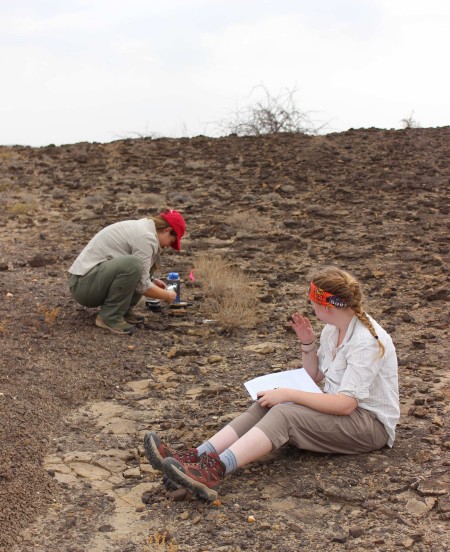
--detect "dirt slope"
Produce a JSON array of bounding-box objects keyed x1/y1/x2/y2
[{"x1": 0, "y1": 127, "x2": 449, "y2": 551}]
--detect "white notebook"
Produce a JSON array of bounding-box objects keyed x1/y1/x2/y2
[{"x1": 244, "y1": 368, "x2": 322, "y2": 400}]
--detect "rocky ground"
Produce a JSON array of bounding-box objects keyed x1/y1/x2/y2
[{"x1": 0, "y1": 127, "x2": 449, "y2": 552}]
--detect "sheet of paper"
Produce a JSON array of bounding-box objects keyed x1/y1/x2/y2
[{"x1": 244, "y1": 368, "x2": 322, "y2": 400}]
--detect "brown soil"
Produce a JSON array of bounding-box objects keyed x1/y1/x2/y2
[{"x1": 0, "y1": 128, "x2": 449, "y2": 552}]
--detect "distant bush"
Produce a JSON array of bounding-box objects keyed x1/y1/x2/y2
[
  {"x1": 194, "y1": 255, "x2": 260, "y2": 330},
  {"x1": 401, "y1": 111, "x2": 421, "y2": 129},
  {"x1": 218, "y1": 85, "x2": 321, "y2": 136}
]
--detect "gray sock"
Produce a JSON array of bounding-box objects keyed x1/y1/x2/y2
[
  {"x1": 219, "y1": 449, "x2": 238, "y2": 474},
  {"x1": 196, "y1": 440, "x2": 217, "y2": 457}
]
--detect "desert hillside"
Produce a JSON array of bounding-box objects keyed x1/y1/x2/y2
[{"x1": 0, "y1": 127, "x2": 449, "y2": 551}]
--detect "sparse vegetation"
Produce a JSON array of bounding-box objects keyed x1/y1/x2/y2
[
  {"x1": 37, "y1": 306, "x2": 61, "y2": 326},
  {"x1": 143, "y1": 530, "x2": 178, "y2": 551},
  {"x1": 401, "y1": 111, "x2": 421, "y2": 129},
  {"x1": 194, "y1": 255, "x2": 260, "y2": 329},
  {"x1": 218, "y1": 85, "x2": 322, "y2": 136},
  {"x1": 228, "y1": 210, "x2": 274, "y2": 234},
  {"x1": 7, "y1": 201, "x2": 38, "y2": 215}
]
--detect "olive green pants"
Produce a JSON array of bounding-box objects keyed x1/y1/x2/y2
[{"x1": 69, "y1": 255, "x2": 143, "y2": 325}]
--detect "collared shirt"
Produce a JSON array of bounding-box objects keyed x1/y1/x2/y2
[
  {"x1": 318, "y1": 315, "x2": 400, "y2": 447},
  {"x1": 69, "y1": 218, "x2": 161, "y2": 294}
]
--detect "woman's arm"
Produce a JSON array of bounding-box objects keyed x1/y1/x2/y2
[
  {"x1": 257, "y1": 388, "x2": 357, "y2": 416},
  {"x1": 290, "y1": 312, "x2": 323, "y2": 383},
  {"x1": 300, "y1": 347, "x2": 323, "y2": 383},
  {"x1": 144, "y1": 286, "x2": 176, "y2": 303}
]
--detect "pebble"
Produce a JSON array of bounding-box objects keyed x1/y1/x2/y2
[
  {"x1": 349, "y1": 525, "x2": 364, "y2": 539},
  {"x1": 169, "y1": 488, "x2": 188, "y2": 501}
]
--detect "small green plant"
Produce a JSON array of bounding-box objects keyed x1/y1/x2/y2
[{"x1": 194, "y1": 255, "x2": 261, "y2": 329}]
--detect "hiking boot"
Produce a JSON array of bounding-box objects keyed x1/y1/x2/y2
[
  {"x1": 144, "y1": 431, "x2": 198, "y2": 473},
  {"x1": 162, "y1": 452, "x2": 225, "y2": 502},
  {"x1": 162, "y1": 473, "x2": 180, "y2": 492},
  {"x1": 95, "y1": 315, "x2": 136, "y2": 335},
  {"x1": 124, "y1": 309, "x2": 145, "y2": 324}
]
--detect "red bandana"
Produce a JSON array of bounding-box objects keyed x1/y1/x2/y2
[{"x1": 309, "y1": 281, "x2": 347, "y2": 308}]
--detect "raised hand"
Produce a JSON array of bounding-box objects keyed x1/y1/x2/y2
[{"x1": 290, "y1": 312, "x2": 315, "y2": 344}]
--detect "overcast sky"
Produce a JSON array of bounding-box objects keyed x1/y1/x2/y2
[{"x1": 1, "y1": 0, "x2": 449, "y2": 147}]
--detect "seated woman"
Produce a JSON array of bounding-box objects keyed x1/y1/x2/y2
[{"x1": 144, "y1": 265, "x2": 400, "y2": 501}]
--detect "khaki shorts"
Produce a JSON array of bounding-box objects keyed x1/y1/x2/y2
[{"x1": 228, "y1": 401, "x2": 388, "y2": 454}]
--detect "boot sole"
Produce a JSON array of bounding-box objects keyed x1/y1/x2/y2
[
  {"x1": 163, "y1": 458, "x2": 219, "y2": 502},
  {"x1": 144, "y1": 432, "x2": 165, "y2": 472},
  {"x1": 95, "y1": 316, "x2": 135, "y2": 335},
  {"x1": 144, "y1": 433, "x2": 180, "y2": 490}
]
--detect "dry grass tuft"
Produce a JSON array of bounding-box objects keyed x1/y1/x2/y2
[
  {"x1": 228, "y1": 210, "x2": 273, "y2": 234},
  {"x1": 7, "y1": 201, "x2": 38, "y2": 215},
  {"x1": 37, "y1": 306, "x2": 61, "y2": 326},
  {"x1": 143, "y1": 530, "x2": 178, "y2": 551},
  {"x1": 194, "y1": 255, "x2": 260, "y2": 330}
]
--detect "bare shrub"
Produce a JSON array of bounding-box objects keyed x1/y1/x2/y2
[
  {"x1": 194, "y1": 255, "x2": 260, "y2": 329},
  {"x1": 401, "y1": 111, "x2": 421, "y2": 129},
  {"x1": 218, "y1": 85, "x2": 322, "y2": 136}
]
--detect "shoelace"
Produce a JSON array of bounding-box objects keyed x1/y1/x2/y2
[
  {"x1": 184, "y1": 450, "x2": 198, "y2": 462},
  {"x1": 198, "y1": 452, "x2": 220, "y2": 469}
]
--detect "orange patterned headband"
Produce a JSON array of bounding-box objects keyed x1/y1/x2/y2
[{"x1": 309, "y1": 281, "x2": 347, "y2": 308}]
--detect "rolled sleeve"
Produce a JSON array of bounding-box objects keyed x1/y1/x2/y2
[{"x1": 337, "y1": 339, "x2": 381, "y2": 402}]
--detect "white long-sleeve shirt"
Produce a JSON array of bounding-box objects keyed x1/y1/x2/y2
[
  {"x1": 318, "y1": 315, "x2": 400, "y2": 446},
  {"x1": 69, "y1": 218, "x2": 161, "y2": 294}
]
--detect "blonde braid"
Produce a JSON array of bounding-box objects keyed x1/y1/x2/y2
[{"x1": 353, "y1": 306, "x2": 385, "y2": 357}]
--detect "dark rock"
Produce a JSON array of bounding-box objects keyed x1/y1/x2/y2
[
  {"x1": 169, "y1": 488, "x2": 188, "y2": 501},
  {"x1": 28, "y1": 254, "x2": 55, "y2": 267},
  {"x1": 98, "y1": 524, "x2": 114, "y2": 533},
  {"x1": 349, "y1": 526, "x2": 364, "y2": 538},
  {"x1": 425, "y1": 288, "x2": 448, "y2": 301}
]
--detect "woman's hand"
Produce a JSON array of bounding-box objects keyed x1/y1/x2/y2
[
  {"x1": 257, "y1": 388, "x2": 289, "y2": 408},
  {"x1": 166, "y1": 289, "x2": 177, "y2": 304},
  {"x1": 290, "y1": 312, "x2": 315, "y2": 344},
  {"x1": 152, "y1": 278, "x2": 166, "y2": 289}
]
